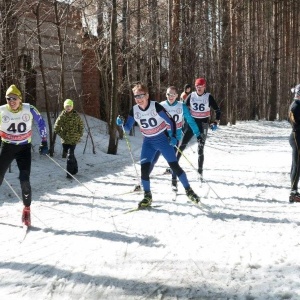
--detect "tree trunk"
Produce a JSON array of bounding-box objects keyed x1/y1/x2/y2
[{"x1": 107, "y1": 0, "x2": 118, "y2": 155}]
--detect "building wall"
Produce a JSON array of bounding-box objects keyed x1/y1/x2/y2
[{"x1": 14, "y1": 1, "x2": 100, "y2": 119}]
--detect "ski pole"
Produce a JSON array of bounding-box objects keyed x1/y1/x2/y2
[
  {"x1": 4, "y1": 178, "x2": 23, "y2": 202},
  {"x1": 205, "y1": 143, "x2": 232, "y2": 154},
  {"x1": 45, "y1": 154, "x2": 94, "y2": 194},
  {"x1": 121, "y1": 123, "x2": 141, "y2": 191},
  {"x1": 174, "y1": 145, "x2": 224, "y2": 203}
]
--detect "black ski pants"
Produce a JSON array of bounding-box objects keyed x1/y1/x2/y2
[
  {"x1": 177, "y1": 122, "x2": 209, "y2": 175},
  {"x1": 289, "y1": 131, "x2": 300, "y2": 191},
  {"x1": 62, "y1": 144, "x2": 78, "y2": 176},
  {"x1": 0, "y1": 142, "x2": 32, "y2": 206}
]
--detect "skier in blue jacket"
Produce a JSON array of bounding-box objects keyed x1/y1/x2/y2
[
  {"x1": 150, "y1": 86, "x2": 203, "y2": 191},
  {"x1": 116, "y1": 83, "x2": 200, "y2": 208}
]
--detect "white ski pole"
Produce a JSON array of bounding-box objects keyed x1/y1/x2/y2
[
  {"x1": 121, "y1": 123, "x2": 141, "y2": 191},
  {"x1": 174, "y1": 145, "x2": 224, "y2": 203},
  {"x1": 45, "y1": 154, "x2": 94, "y2": 194},
  {"x1": 4, "y1": 178, "x2": 22, "y2": 201}
]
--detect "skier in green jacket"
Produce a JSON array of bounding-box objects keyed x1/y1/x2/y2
[{"x1": 54, "y1": 99, "x2": 84, "y2": 178}]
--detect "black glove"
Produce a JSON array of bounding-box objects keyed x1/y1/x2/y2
[
  {"x1": 39, "y1": 141, "x2": 49, "y2": 155},
  {"x1": 197, "y1": 135, "x2": 205, "y2": 147}
]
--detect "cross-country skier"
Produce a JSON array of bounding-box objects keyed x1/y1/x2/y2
[
  {"x1": 289, "y1": 84, "x2": 300, "y2": 203},
  {"x1": 178, "y1": 77, "x2": 221, "y2": 180},
  {"x1": 116, "y1": 83, "x2": 200, "y2": 208},
  {"x1": 150, "y1": 86, "x2": 203, "y2": 191},
  {"x1": 0, "y1": 84, "x2": 48, "y2": 226}
]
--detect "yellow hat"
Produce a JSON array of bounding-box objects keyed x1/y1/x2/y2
[
  {"x1": 6, "y1": 85, "x2": 22, "y2": 99},
  {"x1": 64, "y1": 99, "x2": 73, "y2": 108}
]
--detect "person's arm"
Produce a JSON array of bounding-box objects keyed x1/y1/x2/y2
[
  {"x1": 30, "y1": 105, "x2": 47, "y2": 141},
  {"x1": 122, "y1": 109, "x2": 136, "y2": 133},
  {"x1": 54, "y1": 114, "x2": 62, "y2": 136},
  {"x1": 184, "y1": 94, "x2": 192, "y2": 107},
  {"x1": 182, "y1": 103, "x2": 200, "y2": 137},
  {"x1": 209, "y1": 95, "x2": 221, "y2": 121}
]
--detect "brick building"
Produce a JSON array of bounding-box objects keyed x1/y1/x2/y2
[{"x1": 1, "y1": 0, "x2": 100, "y2": 119}]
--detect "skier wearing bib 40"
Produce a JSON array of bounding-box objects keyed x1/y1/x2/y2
[
  {"x1": 150, "y1": 86, "x2": 203, "y2": 191},
  {"x1": 0, "y1": 84, "x2": 48, "y2": 226},
  {"x1": 116, "y1": 83, "x2": 200, "y2": 208},
  {"x1": 179, "y1": 78, "x2": 221, "y2": 180}
]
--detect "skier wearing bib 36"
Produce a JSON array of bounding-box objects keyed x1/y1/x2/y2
[
  {"x1": 116, "y1": 83, "x2": 200, "y2": 208},
  {"x1": 289, "y1": 84, "x2": 300, "y2": 203},
  {"x1": 179, "y1": 78, "x2": 221, "y2": 180},
  {"x1": 0, "y1": 84, "x2": 48, "y2": 226}
]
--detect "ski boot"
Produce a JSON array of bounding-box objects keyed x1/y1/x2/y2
[
  {"x1": 138, "y1": 192, "x2": 152, "y2": 208},
  {"x1": 171, "y1": 179, "x2": 178, "y2": 192},
  {"x1": 289, "y1": 191, "x2": 300, "y2": 203},
  {"x1": 164, "y1": 168, "x2": 172, "y2": 175},
  {"x1": 185, "y1": 187, "x2": 200, "y2": 204},
  {"x1": 133, "y1": 184, "x2": 142, "y2": 192},
  {"x1": 22, "y1": 206, "x2": 31, "y2": 227}
]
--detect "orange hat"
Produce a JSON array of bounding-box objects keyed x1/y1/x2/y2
[{"x1": 195, "y1": 78, "x2": 206, "y2": 86}]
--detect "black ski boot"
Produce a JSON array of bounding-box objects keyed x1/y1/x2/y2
[
  {"x1": 171, "y1": 179, "x2": 178, "y2": 192},
  {"x1": 138, "y1": 192, "x2": 152, "y2": 208},
  {"x1": 186, "y1": 187, "x2": 200, "y2": 204},
  {"x1": 289, "y1": 191, "x2": 300, "y2": 203}
]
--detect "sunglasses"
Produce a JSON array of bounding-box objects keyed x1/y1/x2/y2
[
  {"x1": 6, "y1": 96, "x2": 18, "y2": 101},
  {"x1": 134, "y1": 94, "x2": 146, "y2": 99},
  {"x1": 167, "y1": 93, "x2": 177, "y2": 97}
]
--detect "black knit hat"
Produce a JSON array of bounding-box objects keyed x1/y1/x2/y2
[{"x1": 184, "y1": 84, "x2": 191, "y2": 90}]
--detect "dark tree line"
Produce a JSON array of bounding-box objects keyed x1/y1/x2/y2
[{"x1": 1, "y1": 0, "x2": 300, "y2": 155}]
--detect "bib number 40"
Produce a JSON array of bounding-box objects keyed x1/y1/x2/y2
[{"x1": 7, "y1": 122, "x2": 27, "y2": 133}]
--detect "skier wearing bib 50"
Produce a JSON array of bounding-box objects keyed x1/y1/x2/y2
[
  {"x1": 0, "y1": 85, "x2": 48, "y2": 226},
  {"x1": 116, "y1": 83, "x2": 200, "y2": 208}
]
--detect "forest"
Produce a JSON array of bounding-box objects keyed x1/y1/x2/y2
[{"x1": 0, "y1": 0, "x2": 299, "y2": 153}]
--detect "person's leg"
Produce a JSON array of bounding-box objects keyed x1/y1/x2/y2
[
  {"x1": 149, "y1": 150, "x2": 161, "y2": 175},
  {"x1": 139, "y1": 138, "x2": 155, "y2": 207},
  {"x1": 290, "y1": 133, "x2": 300, "y2": 191},
  {"x1": 0, "y1": 143, "x2": 16, "y2": 186},
  {"x1": 177, "y1": 124, "x2": 193, "y2": 162},
  {"x1": 159, "y1": 135, "x2": 200, "y2": 202},
  {"x1": 198, "y1": 123, "x2": 209, "y2": 176},
  {"x1": 289, "y1": 132, "x2": 300, "y2": 203},
  {"x1": 15, "y1": 144, "x2": 32, "y2": 207}
]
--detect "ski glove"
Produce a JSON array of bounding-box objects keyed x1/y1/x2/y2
[
  {"x1": 210, "y1": 121, "x2": 218, "y2": 131},
  {"x1": 116, "y1": 116, "x2": 124, "y2": 126},
  {"x1": 169, "y1": 136, "x2": 178, "y2": 147},
  {"x1": 39, "y1": 141, "x2": 49, "y2": 155},
  {"x1": 197, "y1": 135, "x2": 205, "y2": 147}
]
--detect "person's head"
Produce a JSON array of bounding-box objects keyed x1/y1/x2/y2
[
  {"x1": 292, "y1": 84, "x2": 300, "y2": 99},
  {"x1": 194, "y1": 78, "x2": 206, "y2": 95},
  {"x1": 184, "y1": 84, "x2": 191, "y2": 94},
  {"x1": 64, "y1": 99, "x2": 74, "y2": 112},
  {"x1": 166, "y1": 86, "x2": 178, "y2": 104},
  {"x1": 132, "y1": 83, "x2": 149, "y2": 108},
  {"x1": 5, "y1": 85, "x2": 22, "y2": 111}
]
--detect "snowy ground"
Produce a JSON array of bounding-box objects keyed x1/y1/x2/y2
[{"x1": 0, "y1": 117, "x2": 299, "y2": 300}]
